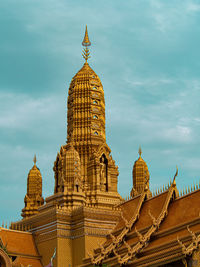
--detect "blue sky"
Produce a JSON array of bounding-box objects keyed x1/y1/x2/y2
[{"x1": 1, "y1": 0, "x2": 200, "y2": 222}]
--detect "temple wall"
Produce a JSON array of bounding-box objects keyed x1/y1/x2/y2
[
  {"x1": 57, "y1": 237, "x2": 73, "y2": 267},
  {"x1": 72, "y1": 236, "x2": 85, "y2": 266}
]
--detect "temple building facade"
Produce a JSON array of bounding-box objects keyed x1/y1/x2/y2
[{"x1": 0, "y1": 27, "x2": 200, "y2": 267}]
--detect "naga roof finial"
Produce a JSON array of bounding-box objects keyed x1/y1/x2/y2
[
  {"x1": 82, "y1": 25, "x2": 91, "y2": 62},
  {"x1": 172, "y1": 166, "x2": 178, "y2": 185}
]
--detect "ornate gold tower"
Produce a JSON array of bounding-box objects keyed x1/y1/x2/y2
[
  {"x1": 13, "y1": 27, "x2": 122, "y2": 267},
  {"x1": 21, "y1": 155, "x2": 44, "y2": 218},
  {"x1": 53, "y1": 26, "x2": 121, "y2": 208},
  {"x1": 131, "y1": 147, "x2": 151, "y2": 197},
  {"x1": 7, "y1": 27, "x2": 200, "y2": 267}
]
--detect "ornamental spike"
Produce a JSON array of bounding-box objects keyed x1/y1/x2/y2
[
  {"x1": 82, "y1": 25, "x2": 91, "y2": 47},
  {"x1": 82, "y1": 25, "x2": 91, "y2": 62},
  {"x1": 33, "y1": 154, "x2": 37, "y2": 165},
  {"x1": 138, "y1": 146, "x2": 142, "y2": 157}
]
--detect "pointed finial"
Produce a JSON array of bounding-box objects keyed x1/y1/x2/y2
[
  {"x1": 33, "y1": 154, "x2": 37, "y2": 165},
  {"x1": 82, "y1": 25, "x2": 91, "y2": 47},
  {"x1": 138, "y1": 146, "x2": 142, "y2": 157},
  {"x1": 82, "y1": 25, "x2": 91, "y2": 62}
]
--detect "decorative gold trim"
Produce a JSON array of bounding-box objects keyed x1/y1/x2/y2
[
  {"x1": 89, "y1": 188, "x2": 148, "y2": 265},
  {"x1": 177, "y1": 226, "x2": 200, "y2": 256},
  {"x1": 118, "y1": 177, "x2": 178, "y2": 265}
]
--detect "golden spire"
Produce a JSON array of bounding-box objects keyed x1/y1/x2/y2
[
  {"x1": 82, "y1": 25, "x2": 91, "y2": 46},
  {"x1": 82, "y1": 25, "x2": 91, "y2": 62},
  {"x1": 33, "y1": 154, "x2": 37, "y2": 165},
  {"x1": 138, "y1": 146, "x2": 142, "y2": 157}
]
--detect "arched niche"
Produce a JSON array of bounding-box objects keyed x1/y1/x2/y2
[{"x1": 100, "y1": 154, "x2": 108, "y2": 191}]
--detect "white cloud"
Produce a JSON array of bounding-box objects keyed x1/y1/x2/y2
[
  {"x1": 163, "y1": 125, "x2": 192, "y2": 143},
  {"x1": 149, "y1": 0, "x2": 200, "y2": 34},
  {"x1": 0, "y1": 92, "x2": 65, "y2": 130},
  {"x1": 187, "y1": 2, "x2": 200, "y2": 12}
]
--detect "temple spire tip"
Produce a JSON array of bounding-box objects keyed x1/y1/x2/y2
[
  {"x1": 33, "y1": 154, "x2": 37, "y2": 165},
  {"x1": 82, "y1": 25, "x2": 91, "y2": 62},
  {"x1": 82, "y1": 25, "x2": 91, "y2": 47},
  {"x1": 138, "y1": 146, "x2": 142, "y2": 157}
]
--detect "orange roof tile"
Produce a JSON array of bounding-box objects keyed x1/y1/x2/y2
[
  {"x1": 0, "y1": 228, "x2": 39, "y2": 256},
  {"x1": 86, "y1": 189, "x2": 200, "y2": 267}
]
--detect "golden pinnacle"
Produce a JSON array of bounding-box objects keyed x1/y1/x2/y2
[
  {"x1": 82, "y1": 25, "x2": 91, "y2": 62},
  {"x1": 82, "y1": 25, "x2": 91, "y2": 47},
  {"x1": 33, "y1": 154, "x2": 37, "y2": 165},
  {"x1": 138, "y1": 146, "x2": 142, "y2": 157}
]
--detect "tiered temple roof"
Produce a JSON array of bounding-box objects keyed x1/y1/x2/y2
[
  {"x1": 0, "y1": 228, "x2": 42, "y2": 266},
  {"x1": 82, "y1": 171, "x2": 200, "y2": 266}
]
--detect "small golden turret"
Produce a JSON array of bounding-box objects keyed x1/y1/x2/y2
[
  {"x1": 21, "y1": 155, "x2": 44, "y2": 218},
  {"x1": 131, "y1": 147, "x2": 151, "y2": 198},
  {"x1": 53, "y1": 143, "x2": 81, "y2": 194}
]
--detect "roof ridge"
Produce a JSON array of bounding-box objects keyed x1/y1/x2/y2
[
  {"x1": 89, "y1": 189, "x2": 148, "y2": 265},
  {"x1": 0, "y1": 227, "x2": 32, "y2": 235},
  {"x1": 115, "y1": 181, "x2": 178, "y2": 265}
]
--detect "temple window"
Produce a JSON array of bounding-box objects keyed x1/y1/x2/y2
[
  {"x1": 93, "y1": 86, "x2": 97, "y2": 90},
  {"x1": 93, "y1": 115, "x2": 98, "y2": 119},
  {"x1": 93, "y1": 100, "x2": 98, "y2": 104},
  {"x1": 94, "y1": 131, "x2": 98, "y2": 135},
  {"x1": 76, "y1": 184, "x2": 79, "y2": 192}
]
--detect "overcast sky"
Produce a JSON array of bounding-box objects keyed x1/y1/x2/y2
[{"x1": 1, "y1": 0, "x2": 200, "y2": 222}]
